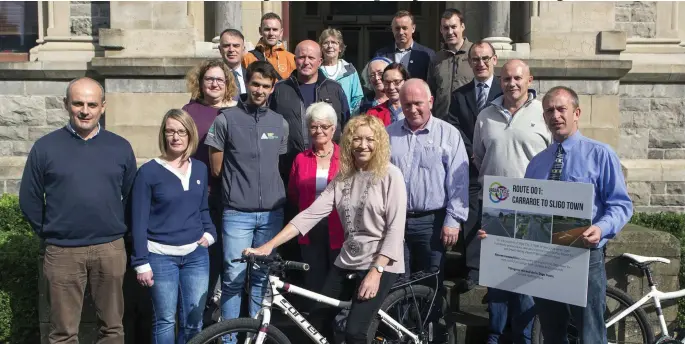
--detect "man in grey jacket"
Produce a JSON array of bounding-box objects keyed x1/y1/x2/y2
[
  {"x1": 428, "y1": 8, "x2": 474, "y2": 120},
  {"x1": 205, "y1": 60, "x2": 289, "y2": 339}
]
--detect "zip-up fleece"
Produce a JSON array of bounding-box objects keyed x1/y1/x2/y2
[
  {"x1": 472, "y1": 90, "x2": 552, "y2": 190},
  {"x1": 320, "y1": 59, "x2": 364, "y2": 115},
  {"x1": 269, "y1": 69, "x2": 351, "y2": 186},
  {"x1": 204, "y1": 100, "x2": 289, "y2": 212}
]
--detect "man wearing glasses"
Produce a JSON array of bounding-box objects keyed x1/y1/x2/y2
[
  {"x1": 447, "y1": 41, "x2": 502, "y2": 293},
  {"x1": 205, "y1": 61, "x2": 289, "y2": 336}
]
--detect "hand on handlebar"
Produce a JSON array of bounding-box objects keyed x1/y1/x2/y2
[{"x1": 243, "y1": 244, "x2": 273, "y2": 257}]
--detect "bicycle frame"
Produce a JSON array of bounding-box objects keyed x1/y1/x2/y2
[
  {"x1": 605, "y1": 285, "x2": 685, "y2": 337},
  {"x1": 251, "y1": 274, "x2": 422, "y2": 344}
]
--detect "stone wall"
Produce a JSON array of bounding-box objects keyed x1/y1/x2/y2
[
  {"x1": 70, "y1": 1, "x2": 110, "y2": 36},
  {"x1": 615, "y1": 1, "x2": 656, "y2": 38},
  {"x1": 0, "y1": 80, "x2": 69, "y2": 194}
]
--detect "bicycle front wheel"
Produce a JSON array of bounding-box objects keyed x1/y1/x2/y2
[
  {"x1": 531, "y1": 284, "x2": 654, "y2": 344},
  {"x1": 188, "y1": 318, "x2": 291, "y2": 344}
]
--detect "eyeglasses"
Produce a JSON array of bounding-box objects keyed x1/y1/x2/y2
[
  {"x1": 369, "y1": 72, "x2": 383, "y2": 79},
  {"x1": 383, "y1": 79, "x2": 404, "y2": 87},
  {"x1": 322, "y1": 41, "x2": 340, "y2": 47},
  {"x1": 309, "y1": 124, "x2": 333, "y2": 131},
  {"x1": 165, "y1": 129, "x2": 189, "y2": 137},
  {"x1": 469, "y1": 56, "x2": 494, "y2": 64},
  {"x1": 203, "y1": 77, "x2": 226, "y2": 85}
]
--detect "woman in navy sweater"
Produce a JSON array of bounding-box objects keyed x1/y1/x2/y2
[{"x1": 130, "y1": 108, "x2": 217, "y2": 343}]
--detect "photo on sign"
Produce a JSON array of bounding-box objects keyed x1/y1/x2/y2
[
  {"x1": 482, "y1": 208, "x2": 516, "y2": 238},
  {"x1": 514, "y1": 211, "x2": 553, "y2": 244},
  {"x1": 551, "y1": 216, "x2": 591, "y2": 248}
]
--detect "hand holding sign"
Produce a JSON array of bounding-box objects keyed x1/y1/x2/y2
[{"x1": 582, "y1": 225, "x2": 602, "y2": 247}]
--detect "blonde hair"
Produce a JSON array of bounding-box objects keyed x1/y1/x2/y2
[
  {"x1": 158, "y1": 109, "x2": 199, "y2": 161},
  {"x1": 338, "y1": 115, "x2": 390, "y2": 180},
  {"x1": 186, "y1": 59, "x2": 238, "y2": 104},
  {"x1": 318, "y1": 28, "x2": 346, "y2": 58}
]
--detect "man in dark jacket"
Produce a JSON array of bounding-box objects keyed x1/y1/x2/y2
[
  {"x1": 374, "y1": 10, "x2": 436, "y2": 81},
  {"x1": 447, "y1": 41, "x2": 501, "y2": 291},
  {"x1": 205, "y1": 61, "x2": 289, "y2": 329},
  {"x1": 269, "y1": 39, "x2": 351, "y2": 188}
]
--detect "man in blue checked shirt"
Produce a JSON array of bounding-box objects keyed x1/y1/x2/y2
[
  {"x1": 387, "y1": 79, "x2": 470, "y2": 338},
  {"x1": 479, "y1": 85, "x2": 633, "y2": 344}
]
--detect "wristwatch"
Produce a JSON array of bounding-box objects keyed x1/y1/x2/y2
[{"x1": 371, "y1": 264, "x2": 384, "y2": 273}]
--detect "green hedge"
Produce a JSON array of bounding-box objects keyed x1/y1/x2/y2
[
  {"x1": 0, "y1": 194, "x2": 40, "y2": 343},
  {"x1": 630, "y1": 212, "x2": 685, "y2": 327}
]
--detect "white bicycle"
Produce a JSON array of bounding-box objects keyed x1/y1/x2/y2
[
  {"x1": 189, "y1": 254, "x2": 447, "y2": 344},
  {"x1": 533, "y1": 252, "x2": 685, "y2": 344}
]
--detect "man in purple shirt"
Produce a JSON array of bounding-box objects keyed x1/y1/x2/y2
[{"x1": 387, "y1": 79, "x2": 469, "y2": 339}]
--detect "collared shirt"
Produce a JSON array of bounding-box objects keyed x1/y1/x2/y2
[
  {"x1": 66, "y1": 121, "x2": 100, "y2": 140},
  {"x1": 524, "y1": 131, "x2": 633, "y2": 248},
  {"x1": 394, "y1": 42, "x2": 414, "y2": 69},
  {"x1": 475, "y1": 75, "x2": 494, "y2": 104},
  {"x1": 388, "y1": 115, "x2": 469, "y2": 228},
  {"x1": 232, "y1": 66, "x2": 246, "y2": 94},
  {"x1": 388, "y1": 102, "x2": 404, "y2": 123}
]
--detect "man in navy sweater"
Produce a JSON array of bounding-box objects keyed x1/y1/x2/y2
[
  {"x1": 205, "y1": 61, "x2": 289, "y2": 336},
  {"x1": 19, "y1": 77, "x2": 137, "y2": 344}
]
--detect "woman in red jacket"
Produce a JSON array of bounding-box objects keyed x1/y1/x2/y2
[
  {"x1": 287, "y1": 101, "x2": 344, "y2": 294},
  {"x1": 365, "y1": 63, "x2": 410, "y2": 126}
]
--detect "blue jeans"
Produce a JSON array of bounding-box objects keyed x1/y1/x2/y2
[
  {"x1": 149, "y1": 246, "x2": 209, "y2": 344},
  {"x1": 220, "y1": 208, "x2": 283, "y2": 325},
  {"x1": 487, "y1": 288, "x2": 535, "y2": 344},
  {"x1": 534, "y1": 248, "x2": 607, "y2": 344}
]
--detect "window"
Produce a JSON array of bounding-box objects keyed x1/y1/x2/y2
[{"x1": 0, "y1": 1, "x2": 39, "y2": 53}]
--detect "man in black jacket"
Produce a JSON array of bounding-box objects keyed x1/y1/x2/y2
[
  {"x1": 269, "y1": 39, "x2": 351, "y2": 189},
  {"x1": 447, "y1": 41, "x2": 501, "y2": 290},
  {"x1": 374, "y1": 10, "x2": 436, "y2": 81}
]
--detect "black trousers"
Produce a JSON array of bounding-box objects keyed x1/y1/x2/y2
[
  {"x1": 300, "y1": 221, "x2": 340, "y2": 294},
  {"x1": 463, "y1": 189, "x2": 484, "y2": 280},
  {"x1": 309, "y1": 265, "x2": 398, "y2": 344}
]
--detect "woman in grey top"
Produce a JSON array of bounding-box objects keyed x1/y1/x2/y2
[{"x1": 244, "y1": 115, "x2": 407, "y2": 343}]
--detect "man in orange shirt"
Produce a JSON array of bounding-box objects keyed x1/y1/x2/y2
[{"x1": 242, "y1": 12, "x2": 296, "y2": 80}]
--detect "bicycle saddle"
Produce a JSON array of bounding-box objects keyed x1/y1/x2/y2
[{"x1": 622, "y1": 252, "x2": 671, "y2": 265}]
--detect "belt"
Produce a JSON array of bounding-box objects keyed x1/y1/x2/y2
[{"x1": 407, "y1": 208, "x2": 445, "y2": 218}]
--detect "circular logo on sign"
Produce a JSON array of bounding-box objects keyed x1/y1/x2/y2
[{"x1": 488, "y1": 182, "x2": 509, "y2": 203}]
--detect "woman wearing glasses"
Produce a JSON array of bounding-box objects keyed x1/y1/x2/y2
[
  {"x1": 366, "y1": 63, "x2": 410, "y2": 126},
  {"x1": 318, "y1": 29, "x2": 364, "y2": 116},
  {"x1": 130, "y1": 109, "x2": 217, "y2": 343},
  {"x1": 182, "y1": 58, "x2": 238, "y2": 307},
  {"x1": 287, "y1": 102, "x2": 344, "y2": 295}
]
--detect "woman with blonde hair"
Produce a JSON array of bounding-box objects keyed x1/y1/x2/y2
[
  {"x1": 182, "y1": 58, "x2": 237, "y2": 307},
  {"x1": 318, "y1": 28, "x2": 364, "y2": 115},
  {"x1": 130, "y1": 109, "x2": 216, "y2": 343},
  {"x1": 245, "y1": 115, "x2": 407, "y2": 343}
]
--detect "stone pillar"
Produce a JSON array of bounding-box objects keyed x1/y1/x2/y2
[
  {"x1": 482, "y1": 1, "x2": 513, "y2": 53},
  {"x1": 30, "y1": 1, "x2": 101, "y2": 62},
  {"x1": 215, "y1": 2, "x2": 242, "y2": 36}
]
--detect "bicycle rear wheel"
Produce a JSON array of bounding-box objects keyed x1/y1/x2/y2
[
  {"x1": 531, "y1": 284, "x2": 654, "y2": 344},
  {"x1": 368, "y1": 284, "x2": 446, "y2": 343},
  {"x1": 188, "y1": 318, "x2": 291, "y2": 344}
]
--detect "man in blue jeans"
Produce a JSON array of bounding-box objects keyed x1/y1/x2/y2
[
  {"x1": 525, "y1": 86, "x2": 633, "y2": 343},
  {"x1": 205, "y1": 61, "x2": 289, "y2": 342}
]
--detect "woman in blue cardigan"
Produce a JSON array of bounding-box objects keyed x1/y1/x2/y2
[{"x1": 130, "y1": 108, "x2": 217, "y2": 343}]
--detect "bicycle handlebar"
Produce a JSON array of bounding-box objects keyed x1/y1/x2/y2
[{"x1": 231, "y1": 253, "x2": 310, "y2": 272}]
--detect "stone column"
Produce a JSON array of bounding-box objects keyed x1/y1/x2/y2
[
  {"x1": 482, "y1": 1, "x2": 513, "y2": 53},
  {"x1": 30, "y1": 1, "x2": 100, "y2": 62},
  {"x1": 215, "y1": 2, "x2": 242, "y2": 35}
]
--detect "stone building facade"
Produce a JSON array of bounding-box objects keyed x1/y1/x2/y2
[{"x1": 1, "y1": 1, "x2": 685, "y2": 213}]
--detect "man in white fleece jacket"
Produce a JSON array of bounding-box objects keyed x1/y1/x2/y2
[{"x1": 472, "y1": 59, "x2": 552, "y2": 344}]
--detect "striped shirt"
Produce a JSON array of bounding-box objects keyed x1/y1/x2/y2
[{"x1": 387, "y1": 115, "x2": 469, "y2": 228}]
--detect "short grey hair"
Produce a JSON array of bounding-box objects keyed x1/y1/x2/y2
[
  {"x1": 65, "y1": 77, "x2": 106, "y2": 103},
  {"x1": 305, "y1": 101, "x2": 338, "y2": 126}
]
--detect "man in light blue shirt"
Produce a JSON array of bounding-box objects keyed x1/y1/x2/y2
[
  {"x1": 525, "y1": 86, "x2": 633, "y2": 343},
  {"x1": 387, "y1": 79, "x2": 469, "y2": 334}
]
